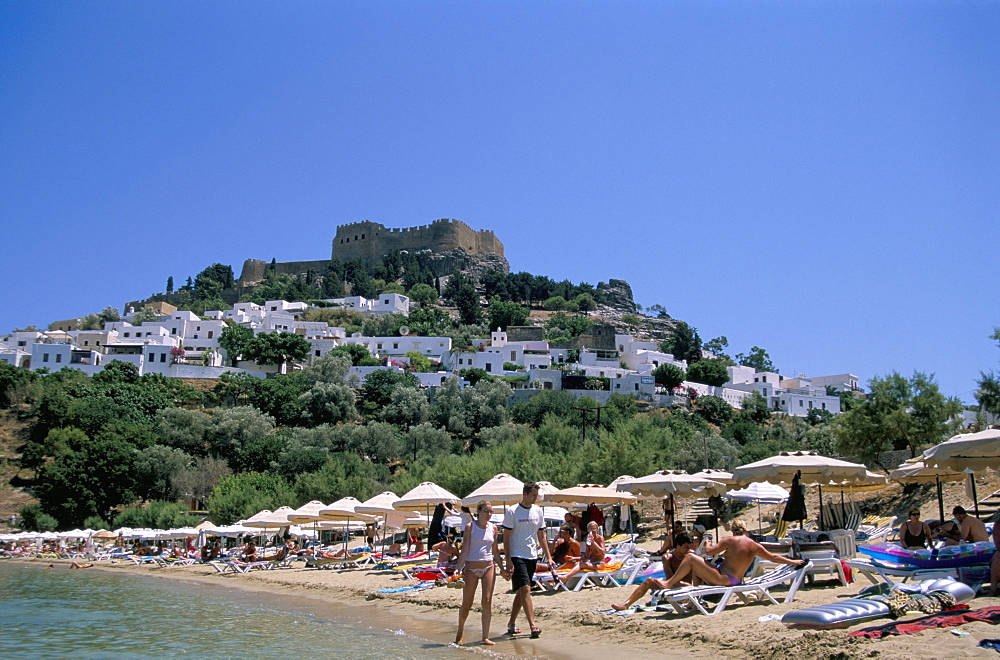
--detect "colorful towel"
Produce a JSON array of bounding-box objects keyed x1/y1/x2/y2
[{"x1": 848, "y1": 604, "x2": 1000, "y2": 639}]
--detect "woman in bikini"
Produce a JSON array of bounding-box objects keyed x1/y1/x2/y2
[{"x1": 454, "y1": 501, "x2": 504, "y2": 647}]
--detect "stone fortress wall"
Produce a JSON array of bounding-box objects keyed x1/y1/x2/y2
[
  {"x1": 237, "y1": 219, "x2": 504, "y2": 287},
  {"x1": 331, "y1": 219, "x2": 503, "y2": 263}
]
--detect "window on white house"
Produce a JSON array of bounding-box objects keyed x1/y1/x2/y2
[
  {"x1": 485, "y1": 363, "x2": 492, "y2": 371},
  {"x1": 160, "y1": 354, "x2": 166, "y2": 363},
  {"x1": 55, "y1": 354, "x2": 62, "y2": 363},
  {"x1": 42, "y1": 354, "x2": 49, "y2": 362}
]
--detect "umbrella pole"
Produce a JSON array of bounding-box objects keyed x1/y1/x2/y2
[
  {"x1": 971, "y1": 473, "x2": 981, "y2": 518},
  {"x1": 937, "y1": 477, "x2": 944, "y2": 524},
  {"x1": 818, "y1": 485, "x2": 824, "y2": 531},
  {"x1": 756, "y1": 499, "x2": 762, "y2": 532}
]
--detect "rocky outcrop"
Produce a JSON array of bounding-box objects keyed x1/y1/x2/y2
[
  {"x1": 415, "y1": 248, "x2": 510, "y2": 280},
  {"x1": 596, "y1": 279, "x2": 635, "y2": 313}
]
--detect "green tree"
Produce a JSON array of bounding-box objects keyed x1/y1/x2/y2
[
  {"x1": 193, "y1": 263, "x2": 235, "y2": 300},
  {"x1": 97, "y1": 306, "x2": 121, "y2": 325},
  {"x1": 298, "y1": 381, "x2": 359, "y2": 425},
  {"x1": 739, "y1": 391, "x2": 773, "y2": 425},
  {"x1": 694, "y1": 396, "x2": 734, "y2": 425},
  {"x1": 703, "y1": 336, "x2": 731, "y2": 361},
  {"x1": 35, "y1": 433, "x2": 139, "y2": 527},
  {"x1": 329, "y1": 343, "x2": 381, "y2": 367},
  {"x1": 404, "y1": 351, "x2": 435, "y2": 373},
  {"x1": 408, "y1": 283, "x2": 438, "y2": 307},
  {"x1": 834, "y1": 371, "x2": 962, "y2": 464},
  {"x1": 652, "y1": 363, "x2": 686, "y2": 389},
  {"x1": 573, "y1": 293, "x2": 597, "y2": 312},
  {"x1": 166, "y1": 276, "x2": 174, "y2": 294},
  {"x1": 362, "y1": 312, "x2": 407, "y2": 337},
  {"x1": 131, "y1": 306, "x2": 161, "y2": 324},
  {"x1": 381, "y1": 386, "x2": 431, "y2": 429},
  {"x1": 659, "y1": 321, "x2": 702, "y2": 363},
  {"x1": 736, "y1": 346, "x2": 778, "y2": 373},
  {"x1": 976, "y1": 327, "x2": 1000, "y2": 418},
  {"x1": 206, "y1": 406, "x2": 276, "y2": 464},
  {"x1": 172, "y1": 457, "x2": 231, "y2": 509},
  {"x1": 206, "y1": 472, "x2": 297, "y2": 525},
  {"x1": 404, "y1": 422, "x2": 453, "y2": 462},
  {"x1": 443, "y1": 272, "x2": 481, "y2": 325},
  {"x1": 18, "y1": 503, "x2": 58, "y2": 532},
  {"x1": 510, "y1": 390, "x2": 576, "y2": 427},
  {"x1": 134, "y1": 445, "x2": 191, "y2": 502},
  {"x1": 686, "y1": 359, "x2": 729, "y2": 386},
  {"x1": 218, "y1": 325, "x2": 255, "y2": 367},
  {"x1": 360, "y1": 369, "x2": 420, "y2": 415},
  {"x1": 243, "y1": 331, "x2": 311, "y2": 371},
  {"x1": 487, "y1": 298, "x2": 530, "y2": 331}
]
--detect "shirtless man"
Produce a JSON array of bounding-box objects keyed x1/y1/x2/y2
[
  {"x1": 954, "y1": 506, "x2": 989, "y2": 543},
  {"x1": 658, "y1": 519, "x2": 805, "y2": 590},
  {"x1": 611, "y1": 532, "x2": 698, "y2": 610},
  {"x1": 989, "y1": 518, "x2": 1000, "y2": 596}
]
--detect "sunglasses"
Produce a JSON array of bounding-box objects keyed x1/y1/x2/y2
[{"x1": 909, "y1": 512, "x2": 920, "y2": 516}]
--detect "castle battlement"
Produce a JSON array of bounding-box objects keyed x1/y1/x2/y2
[{"x1": 331, "y1": 218, "x2": 503, "y2": 263}]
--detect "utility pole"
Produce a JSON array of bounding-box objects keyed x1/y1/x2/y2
[{"x1": 574, "y1": 404, "x2": 608, "y2": 443}]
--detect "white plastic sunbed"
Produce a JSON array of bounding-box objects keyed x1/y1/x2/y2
[{"x1": 650, "y1": 561, "x2": 812, "y2": 616}]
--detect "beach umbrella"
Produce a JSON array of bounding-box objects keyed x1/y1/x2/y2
[
  {"x1": 286, "y1": 501, "x2": 332, "y2": 524},
  {"x1": 726, "y1": 482, "x2": 790, "y2": 531},
  {"x1": 616, "y1": 470, "x2": 727, "y2": 532},
  {"x1": 534, "y1": 481, "x2": 561, "y2": 502},
  {"x1": 356, "y1": 492, "x2": 418, "y2": 550},
  {"x1": 891, "y1": 458, "x2": 966, "y2": 523},
  {"x1": 732, "y1": 451, "x2": 868, "y2": 530},
  {"x1": 394, "y1": 481, "x2": 461, "y2": 548},
  {"x1": 923, "y1": 428, "x2": 1000, "y2": 473},
  {"x1": 692, "y1": 468, "x2": 735, "y2": 484},
  {"x1": 319, "y1": 497, "x2": 377, "y2": 552},
  {"x1": 461, "y1": 473, "x2": 526, "y2": 507},
  {"x1": 244, "y1": 506, "x2": 297, "y2": 529},
  {"x1": 547, "y1": 484, "x2": 638, "y2": 507}
]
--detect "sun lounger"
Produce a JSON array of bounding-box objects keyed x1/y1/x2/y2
[
  {"x1": 845, "y1": 556, "x2": 960, "y2": 585},
  {"x1": 305, "y1": 552, "x2": 373, "y2": 570},
  {"x1": 650, "y1": 560, "x2": 812, "y2": 616}
]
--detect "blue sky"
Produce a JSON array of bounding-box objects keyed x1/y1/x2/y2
[{"x1": 1, "y1": 2, "x2": 997, "y2": 402}]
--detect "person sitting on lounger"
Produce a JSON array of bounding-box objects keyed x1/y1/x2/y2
[
  {"x1": 537, "y1": 525, "x2": 580, "y2": 574},
  {"x1": 655, "y1": 519, "x2": 805, "y2": 591},
  {"x1": 240, "y1": 538, "x2": 258, "y2": 562},
  {"x1": 433, "y1": 536, "x2": 459, "y2": 569},
  {"x1": 899, "y1": 509, "x2": 933, "y2": 549},
  {"x1": 934, "y1": 520, "x2": 962, "y2": 546},
  {"x1": 989, "y1": 517, "x2": 1000, "y2": 596},
  {"x1": 954, "y1": 506, "x2": 989, "y2": 543},
  {"x1": 560, "y1": 521, "x2": 607, "y2": 583},
  {"x1": 610, "y1": 532, "x2": 699, "y2": 610}
]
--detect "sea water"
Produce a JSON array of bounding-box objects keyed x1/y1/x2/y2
[{"x1": 0, "y1": 562, "x2": 471, "y2": 659}]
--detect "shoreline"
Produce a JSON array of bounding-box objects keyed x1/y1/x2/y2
[{"x1": 10, "y1": 555, "x2": 999, "y2": 659}]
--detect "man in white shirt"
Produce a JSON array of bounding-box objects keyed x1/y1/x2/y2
[{"x1": 502, "y1": 481, "x2": 553, "y2": 638}]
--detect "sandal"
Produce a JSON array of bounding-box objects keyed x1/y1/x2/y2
[
  {"x1": 530, "y1": 627, "x2": 542, "y2": 638},
  {"x1": 506, "y1": 625, "x2": 521, "y2": 635}
]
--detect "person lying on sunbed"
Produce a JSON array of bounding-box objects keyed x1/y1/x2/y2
[
  {"x1": 561, "y1": 522, "x2": 607, "y2": 582},
  {"x1": 611, "y1": 532, "x2": 699, "y2": 610},
  {"x1": 656, "y1": 519, "x2": 805, "y2": 591}
]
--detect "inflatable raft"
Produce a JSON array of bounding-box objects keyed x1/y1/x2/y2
[{"x1": 858, "y1": 542, "x2": 995, "y2": 568}]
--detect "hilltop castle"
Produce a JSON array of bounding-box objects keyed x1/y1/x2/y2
[{"x1": 237, "y1": 218, "x2": 505, "y2": 287}]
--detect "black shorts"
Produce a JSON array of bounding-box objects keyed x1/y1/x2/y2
[{"x1": 510, "y1": 556, "x2": 537, "y2": 591}]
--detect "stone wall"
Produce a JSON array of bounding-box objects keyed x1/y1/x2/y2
[{"x1": 332, "y1": 218, "x2": 504, "y2": 263}]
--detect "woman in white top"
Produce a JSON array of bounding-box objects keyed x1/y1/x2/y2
[{"x1": 454, "y1": 501, "x2": 503, "y2": 646}]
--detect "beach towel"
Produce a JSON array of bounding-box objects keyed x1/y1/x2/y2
[{"x1": 848, "y1": 605, "x2": 1000, "y2": 639}]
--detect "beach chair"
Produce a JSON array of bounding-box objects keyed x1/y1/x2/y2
[
  {"x1": 568, "y1": 557, "x2": 652, "y2": 591},
  {"x1": 650, "y1": 561, "x2": 812, "y2": 616},
  {"x1": 843, "y1": 556, "x2": 959, "y2": 585},
  {"x1": 305, "y1": 552, "x2": 373, "y2": 570}
]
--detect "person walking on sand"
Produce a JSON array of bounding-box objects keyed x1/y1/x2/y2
[
  {"x1": 502, "y1": 482, "x2": 554, "y2": 639},
  {"x1": 454, "y1": 501, "x2": 504, "y2": 646}
]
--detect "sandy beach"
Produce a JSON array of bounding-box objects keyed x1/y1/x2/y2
[{"x1": 14, "y1": 540, "x2": 1000, "y2": 660}]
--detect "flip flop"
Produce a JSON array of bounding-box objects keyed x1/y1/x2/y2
[
  {"x1": 506, "y1": 626, "x2": 521, "y2": 635},
  {"x1": 530, "y1": 627, "x2": 542, "y2": 638}
]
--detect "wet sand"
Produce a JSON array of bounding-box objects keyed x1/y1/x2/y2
[{"x1": 12, "y1": 548, "x2": 1000, "y2": 660}]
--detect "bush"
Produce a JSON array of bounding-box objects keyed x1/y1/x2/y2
[
  {"x1": 694, "y1": 396, "x2": 734, "y2": 425},
  {"x1": 19, "y1": 503, "x2": 59, "y2": 532},
  {"x1": 652, "y1": 363, "x2": 686, "y2": 388}
]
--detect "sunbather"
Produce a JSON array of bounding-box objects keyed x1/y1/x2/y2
[
  {"x1": 990, "y1": 518, "x2": 1000, "y2": 596},
  {"x1": 658, "y1": 520, "x2": 805, "y2": 591},
  {"x1": 537, "y1": 525, "x2": 580, "y2": 573},
  {"x1": 933, "y1": 521, "x2": 962, "y2": 546},
  {"x1": 899, "y1": 509, "x2": 933, "y2": 549},
  {"x1": 561, "y1": 522, "x2": 606, "y2": 582},
  {"x1": 954, "y1": 506, "x2": 989, "y2": 543},
  {"x1": 611, "y1": 532, "x2": 698, "y2": 610}
]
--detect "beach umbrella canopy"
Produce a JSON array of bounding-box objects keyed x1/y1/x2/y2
[
  {"x1": 892, "y1": 458, "x2": 969, "y2": 523},
  {"x1": 286, "y1": 500, "x2": 334, "y2": 524},
  {"x1": 393, "y1": 482, "x2": 461, "y2": 512},
  {"x1": 547, "y1": 484, "x2": 638, "y2": 506},
  {"x1": 615, "y1": 470, "x2": 728, "y2": 498},
  {"x1": 819, "y1": 470, "x2": 890, "y2": 494},
  {"x1": 356, "y1": 492, "x2": 417, "y2": 518},
  {"x1": 732, "y1": 451, "x2": 868, "y2": 486},
  {"x1": 923, "y1": 428, "x2": 1000, "y2": 473},
  {"x1": 691, "y1": 469, "x2": 735, "y2": 484},
  {"x1": 461, "y1": 473, "x2": 526, "y2": 507},
  {"x1": 244, "y1": 506, "x2": 298, "y2": 528},
  {"x1": 318, "y1": 497, "x2": 377, "y2": 522},
  {"x1": 726, "y1": 482, "x2": 790, "y2": 504},
  {"x1": 727, "y1": 482, "x2": 790, "y2": 531},
  {"x1": 534, "y1": 481, "x2": 561, "y2": 502}
]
